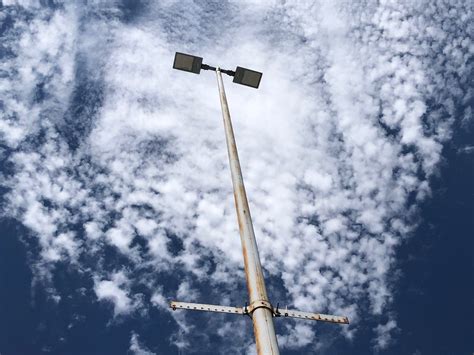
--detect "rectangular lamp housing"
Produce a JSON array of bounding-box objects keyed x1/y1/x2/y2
[
  {"x1": 173, "y1": 52, "x2": 203, "y2": 74},
  {"x1": 233, "y1": 66, "x2": 262, "y2": 88}
]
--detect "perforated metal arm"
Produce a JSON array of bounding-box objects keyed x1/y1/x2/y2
[
  {"x1": 170, "y1": 301, "x2": 349, "y2": 324},
  {"x1": 275, "y1": 307, "x2": 349, "y2": 324},
  {"x1": 170, "y1": 301, "x2": 245, "y2": 315}
]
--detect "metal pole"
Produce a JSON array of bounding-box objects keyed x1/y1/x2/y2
[{"x1": 215, "y1": 68, "x2": 280, "y2": 355}]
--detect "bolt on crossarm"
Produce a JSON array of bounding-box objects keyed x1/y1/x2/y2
[{"x1": 215, "y1": 67, "x2": 279, "y2": 355}]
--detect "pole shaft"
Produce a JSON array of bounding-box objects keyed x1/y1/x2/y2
[{"x1": 215, "y1": 68, "x2": 280, "y2": 355}]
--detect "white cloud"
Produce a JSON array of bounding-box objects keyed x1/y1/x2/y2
[
  {"x1": 106, "y1": 224, "x2": 134, "y2": 254},
  {"x1": 0, "y1": 5, "x2": 77, "y2": 148},
  {"x1": 278, "y1": 323, "x2": 316, "y2": 350},
  {"x1": 374, "y1": 319, "x2": 398, "y2": 350},
  {"x1": 94, "y1": 271, "x2": 138, "y2": 316},
  {"x1": 129, "y1": 332, "x2": 155, "y2": 355},
  {"x1": 150, "y1": 292, "x2": 168, "y2": 309}
]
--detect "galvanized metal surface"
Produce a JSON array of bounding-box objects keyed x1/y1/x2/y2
[
  {"x1": 215, "y1": 68, "x2": 280, "y2": 355},
  {"x1": 276, "y1": 307, "x2": 350, "y2": 324},
  {"x1": 170, "y1": 301, "x2": 245, "y2": 315},
  {"x1": 170, "y1": 301, "x2": 349, "y2": 325}
]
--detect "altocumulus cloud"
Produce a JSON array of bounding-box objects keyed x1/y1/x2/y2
[{"x1": 0, "y1": 0, "x2": 472, "y2": 353}]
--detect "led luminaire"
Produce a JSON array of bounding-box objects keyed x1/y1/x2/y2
[
  {"x1": 233, "y1": 66, "x2": 262, "y2": 88},
  {"x1": 173, "y1": 52, "x2": 203, "y2": 74}
]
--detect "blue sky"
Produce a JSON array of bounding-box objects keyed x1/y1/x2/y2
[{"x1": 0, "y1": 1, "x2": 472, "y2": 354}]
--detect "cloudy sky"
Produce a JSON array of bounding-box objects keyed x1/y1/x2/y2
[{"x1": 0, "y1": 0, "x2": 472, "y2": 354}]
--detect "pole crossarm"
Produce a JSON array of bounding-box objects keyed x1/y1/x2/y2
[
  {"x1": 274, "y1": 307, "x2": 349, "y2": 324},
  {"x1": 170, "y1": 301, "x2": 246, "y2": 316},
  {"x1": 170, "y1": 301, "x2": 349, "y2": 325}
]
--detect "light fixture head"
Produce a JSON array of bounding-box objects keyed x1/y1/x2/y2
[
  {"x1": 233, "y1": 66, "x2": 262, "y2": 89},
  {"x1": 173, "y1": 52, "x2": 203, "y2": 74}
]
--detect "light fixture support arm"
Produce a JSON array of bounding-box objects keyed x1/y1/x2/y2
[{"x1": 201, "y1": 63, "x2": 235, "y2": 76}]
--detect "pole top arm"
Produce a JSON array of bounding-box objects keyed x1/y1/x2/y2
[{"x1": 201, "y1": 63, "x2": 235, "y2": 77}]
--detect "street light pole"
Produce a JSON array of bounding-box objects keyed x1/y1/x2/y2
[
  {"x1": 170, "y1": 52, "x2": 349, "y2": 355},
  {"x1": 215, "y1": 67, "x2": 280, "y2": 355}
]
